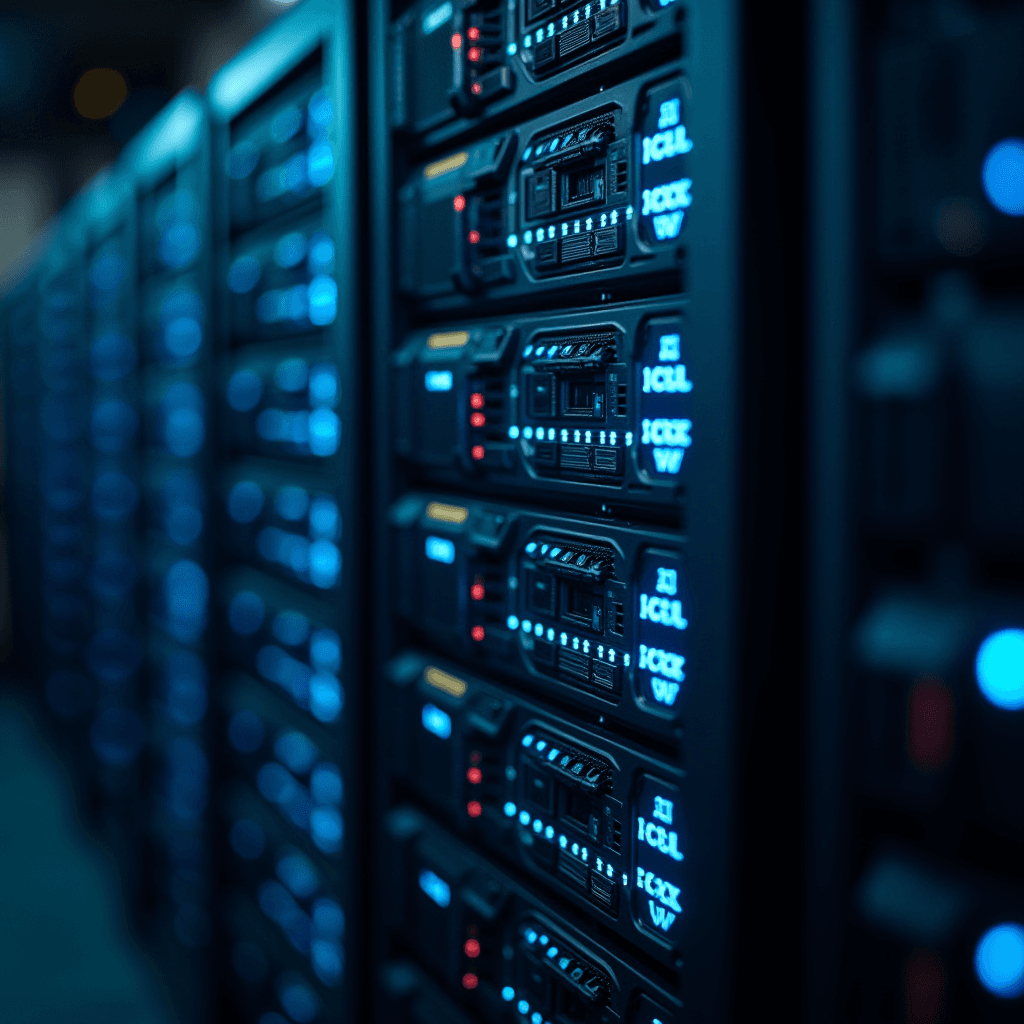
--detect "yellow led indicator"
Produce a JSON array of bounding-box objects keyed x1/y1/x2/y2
[
  {"x1": 427, "y1": 330, "x2": 469, "y2": 350},
  {"x1": 424, "y1": 666, "x2": 468, "y2": 699},
  {"x1": 424, "y1": 151, "x2": 468, "y2": 180},
  {"x1": 426, "y1": 501, "x2": 469, "y2": 524}
]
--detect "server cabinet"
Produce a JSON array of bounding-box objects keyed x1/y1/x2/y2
[
  {"x1": 366, "y1": 1, "x2": 787, "y2": 1020},
  {"x1": 207, "y1": 4, "x2": 364, "y2": 1021},
  {"x1": 808, "y1": 1, "x2": 1024, "y2": 1020}
]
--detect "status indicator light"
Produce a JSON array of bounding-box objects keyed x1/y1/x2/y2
[
  {"x1": 471, "y1": 445, "x2": 485, "y2": 460},
  {"x1": 467, "y1": 26, "x2": 480, "y2": 41},
  {"x1": 470, "y1": 392, "x2": 485, "y2": 409},
  {"x1": 470, "y1": 412, "x2": 486, "y2": 428},
  {"x1": 467, "y1": 767, "x2": 482, "y2": 784},
  {"x1": 467, "y1": 800, "x2": 482, "y2": 818},
  {"x1": 468, "y1": 46, "x2": 482, "y2": 62},
  {"x1": 453, "y1": 194, "x2": 466, "y2": 212},
  {"x1": 464, "y1": 938, "x2": 481, "y2": 957},
  {"x1": 451, "y1": 33, "x2": 462, "y2": 48},
  {"x1": 471, "y1": 624, "x2": 485, "y2": 641},
  {"x1": 471, "y1": 582, "x2": 485, "y2": 600},
  {"x1": 468, "y1": 230, "x2": 481, "y2": 244},
  {"x1": 462, "y1": 972, "x2": 478, "y2": 990}
]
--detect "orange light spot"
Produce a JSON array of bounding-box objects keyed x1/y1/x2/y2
[
  {"x1": 471, "y1": 445, "x2": 485, "y2": 461},
  {"x1": 451, "y1": 33, "x2": 462, "y2": 49},
  {"x1": 462, "y1": 972, "x2": 478, "y2": 989},
  {"x1": 467, "y1": 767, "x2": 483, "y2": 784},
  {"x1": 470, "y1": 583, "x2": 485, "y2": 601},
  {"x1": 471, "y1": 624, "x2": 485, "y2": 641},
  {"x1": 468, "y1": 229, "x2": 481, "y2": 244},
  {"x1": 467, "y1": 27, "x2": 480, "y2": 41},
  {"x1": 470, "y1": 392, "x2": 485, "y2": 409},
  {"x1": 468, "y1": 46, "x2": 482, "y2": 62},
  {"x1": 470, "y1": 411, "x2": 486, "y2": 428},
  {"x1": 453, "y1": 194, "x2": 466, "y2": 213},
  {"x1": 471, "y1": 82, "x2": 483, "y2": 95},
  {"x1": 464, "y1": 938, "x2": 481, "y2": 957},
  {"x1": 467, "y1": 800, "x2": 483, "y2": 818}
]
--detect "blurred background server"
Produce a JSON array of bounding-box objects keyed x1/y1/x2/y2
[{"x1": 0, "y1": 1, "x2": 1020, "y2": 1023}]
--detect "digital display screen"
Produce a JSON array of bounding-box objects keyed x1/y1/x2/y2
[
  {"x1": 636, "y1": 317, "x2": 691, "y2": 479},
  {"x1": 638, "y1": 78, "x2": 692, "y2": 245},
  {"x1": 632, "y1": 775, "x2": 684, "y2": 942},
  {"x1": 635, "y1": 549, "x2": 687, "y2": 710}
]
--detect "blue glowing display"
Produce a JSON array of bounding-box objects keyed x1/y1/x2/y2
[
  {"x1": 975, "y1": 629, "x2": 1024, "y2": 711},
  {"x1": 636, "y1": 552, "x2": 687, "y2": 709},
  {"x1": 425, "y1": 370, "x2": 453, "y2": 392},
  {"x1": 425, "y1": 535, "x2": 455, "y2": 564},
  {"x1": 418, "y1": 868, "x2": 451, "y2": 908},
  {"x1": 228, "y1": 590, "x2": 265, "y2": 635},
  {"x1": 981, "y1": 138, "x2": 1024, "y2": 217},
  {"x1": 640, "y1": 82, "x2": 692, "y2": 245},
  {"x1": 421, "y1": 703, "x2": 452, "y2": 740},
  {"x1": 226, "y1": 368, "x2": 263, "y2": 412},
  {"x1": 633, "y1": 779, "x2": 684, "y2": 939},
  {"x1": 974, "y1": 922, "x2": 1024, "y2": 998}
]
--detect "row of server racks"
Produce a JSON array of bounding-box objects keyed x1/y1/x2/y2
[{"x1": 0, "y1": 0, "x2": 1021, "y2": 1021}]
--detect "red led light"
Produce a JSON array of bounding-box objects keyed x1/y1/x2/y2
[
  {"x1": 470, "y1": 411, "x2": 486, "y2": 428},
  {"x1": 471, "y1": 624, "x2": 485, "y2": 641},
  {"x1": 471, "y1": 445, "x2": 485, "y2": 461},
  {"x1": 467, "y1": 767, "x2": 482, "y2": 784},
  {"x1": 468, "y1": 46, "x2": 482, "y2": 62},
  {"x1": 467, "y1": 26, "x2": 480, "y2": 41},
  {"x1": 470, "y1": 392, "x2": 485, "y2": 409},
  {"x1": 464, "y1": 938, "x2": 481, "y2": 958},
  {"x1": 470, "y1": 582, "x2": 485, "y2": 601},
  {"x1": 470, "y1": 749, "x2": 482, "y2": 764},
  {"x1": 462, "y1": 972, "x2": 479, "y2": 990},
  {"x1": 907, "y1": 677, "x2": 955, "y2": 772},
  {"x1": 468, "y1": 229, "x2": 481, "y2": 244},
  {"x1": 451, "y1": 33, "x2": 462, "y2": 49},
  {"x1": 471, "y1": 82, "x2": 483, "y2": 95},
  {"x1": 467, "y1": 800, "x2": 483, "y2": 818},
  {"x1": 453, "y1": 194, "x2": 466, "y2": 212}
]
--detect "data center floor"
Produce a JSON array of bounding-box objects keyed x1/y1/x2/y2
[{"x1": 0, "y1": 685, "x2": 172, "y2": 1024}]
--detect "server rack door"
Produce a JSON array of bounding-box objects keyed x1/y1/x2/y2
[
  {"x1": 808, "y1": 1, "x2": 1024, "y2": 1020},
  {"x1": 368, "y1": 1, "x2": 748, "y2": 1020},
  {"x1": 207, "y1": 3, "x2": 364, "y2": 1021}
]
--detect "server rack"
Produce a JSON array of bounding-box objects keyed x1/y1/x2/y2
[
  {"x1": 808, "y1": 1, "x2": 1024, "y2": 1020},
  {"x1": 120, "y1": 90, "x2": 216, "y2": 1021},
  {"x1": 365, "y1": 1, "x2": 791, "y2": 1020},
  {"x1": 206, "y1": 3, "x2": 364, "y2": 1021}
]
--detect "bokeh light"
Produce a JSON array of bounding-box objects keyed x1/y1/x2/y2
[
  {"x1": 73, "y1": 68, "x2": 128, "y2": 120},
  {"x1": 975, "y1": 923, "x2": 1024, "y2": 999},
  {"x1": 981, "y1": 138, "x2": 1024, "y2": 217},
  {"x1": 975, "y1": 628, "x2": 1024, "y2": 711}
]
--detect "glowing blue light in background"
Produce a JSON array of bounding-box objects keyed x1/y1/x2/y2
[
  {"x1": 228, "y1": 480, "x2": 264, "y2": 523},
  {"x1": 975, "y1": 923, "x2": 1024, "y2": 998},
  {"x1": 418, "y1": 868, "x2": 451, "y2": 908},
  {"x1": 310, "y1": 629, "x2": 341, "y2": 673},
  {"x1": 307, "y1": 90, "x2": 334, "y2": 136},
  {"x1": 308, "y1": 409, "x2": 340, "y2": 457},
  {"x1": 309, "y1": 364, "x2": 338, "y2": 406},
  {"x1": 425, "y1": 370, "x2": 453, "y2": 392},
  {"x1": 307, "y1": 142, "x2": 335, "y2": 188},
  {"x1": 308, "y1": 234, "x2": 335, "y2": 271},
  {"x1": 226, "y1": 369, "x2": 263, "y2": 411},
  {"x1": 425, "y1": 535, "x2": 455, "y2": 564},
  {"x1": 165, "y1": 407, "x2": 205, "y2": 458},
  {"x1": 159, "y1": 222, "x2": 200, "y2": 270},
  {"x1": 274, "y1": 231, "x2": 307, "y2": 268},
  {"x1": 228, "y1": 141, "x2": 259, "y2": 179},
  {"x1": 228, "y1": 255, "x2": 261, "y2": 294},
  {"x1": 975, "y1": 629, "x2": 1024, "y2": 710},
  {"x1": 275, "y1": 358, "x2": 308, "y2": 392},
  {"x1": 275, "y1": 731, "x2": 319, "y2": 774},
  {"x1": 165, "y1": 560, "x2": 208, "y2": 643},
  {"x1": 308, "y1": 498, "x2": 339, "y2": 539},
  {"x1": 309, "y1": 540, "x2": 341, "y2": 589},
  {"x1": 310, "y1": 763, "x2": 342, "y2": 805},
  {"x1": 165, "y1": 315, "x2": 202, "y2": 358},
  {"x1": 981, "y1": 138, "x2": 1024, "y2": 216},
  {"x1": 421, "y1": 703, "x2": 451, "y2": 740},
  {"x1": 228, "y1": 590, "x2": 265, "y2": 635},
  {"x1": 309, "y1": 673, "x2": 342, "y2": 723},
  {"x1": 275, "y1": 485, "x2": 309, "y2": 521},
  {"x1": 307, "y1": 275, "x2": 337, "y2": 326}
]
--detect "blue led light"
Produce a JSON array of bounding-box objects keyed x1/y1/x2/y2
[
  {"x1": 159, "y1": 222, "x2": 200, "y2": 270},
  {"x1": 418, "y1": 868, "x2": 451, "y2": 908},
  {"x1": 519, "y1": 810, "x2": 531, "y2": 826},
  {"x1": 522, "y1": 734, "x2": 534, "y2": 746},
  {"x1": 277, "y1": 851, "x2": 319, "y2": 899},
  {"x1": 975, "y1": 629, "x2": 1024, "y2": 711},
  {"x1": 508, "y1": 425, "x2": 520, "y2": 439},
  {"x1": 309, "y1": 364, "x2": 338, "y2": 406},
  {"x1": 307, "y1": 90, "x2": 334, "y2": 134},
  {"x1": 310, "y1": 762, "x2": 342, "y2": 805},
  {"x1": 309, "y1": 539, "x2": 341, "y2": 589},
  {"x1": 425, "y1": 370, "x2": 454, "y2": 392},
  {"x1": 312, "y1": 897, "x2": 345, "y2": 938},
  {"x1": 165, "y1": 316, "x2": 202, "y2": 358},
  {"x1": 228, "y1": 590, "x2": 265, "y2": 635},
  {"x1": 226, "y1": 368, "x2": 263, "y2": 411},
  {"x1": 228, "y1": 254, "x2": 261, "y2": 293},
  {"x1": 975, "y1": 922, "x2": 1024, "y2": 998},
  {"x1": 308, "y1": 233, "x2": 335, "y2": 271},
  {"x1": 504, "y1": 801, "x2": 517, "y2": 817},
  {"x1": 309, "y1": 409, "x2": 340, "y2": 456},
  {"x1": 507, "y1": 614, "x2": 520, "y2": 630},
  {"x1": 275, "y1": 730, "x2": 319, "y2": 775},
  {"x1": 310, "y1": 629, "x2": 341, "y2": 672},
  {"x1": 279, "y1": 980, "x2": 319, "y2": 1024},
  {"x1": 502, "y1": 986, "x2": 515, "y2": 1001},
  {"x1": 274, "y1": 231, "x2": 307, "y2": 268},
  {"x1": 165, "y1": 406, "x2": 205, "y2": 458},
  {"x1": 311, "y1": 806, "x2": 343, "y2": 854},
  {"x1": 307, "y1": 142, "x2": 335, "y2": 188},
  {"x1": 425, "y1": 535, "x2": 455, "y2": 564},
  {"x1": 309, "y1": 497, "x2": 339, "y2": 539},
  {"x1": 518, "y1": 999, "x2": 530, "y2": 1014},
  {"x1": 165, "y1": 560, "x2": 208, "y2": 642},
  {"x1": 309, "y1": 673, "x2": 343, "y2": 724},
  {"x1": 228, "y1": 480, "x2": 264, "y2": 524},
  {"x1": 981, "y1": 138, "x2": 1024, "y2": 217},
  {"x1": 421, "y1": 703, "x2": 452, "y2": 740},
  {"x1": 307, "y1": 274, "x2": 338, "y2": 325}
]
